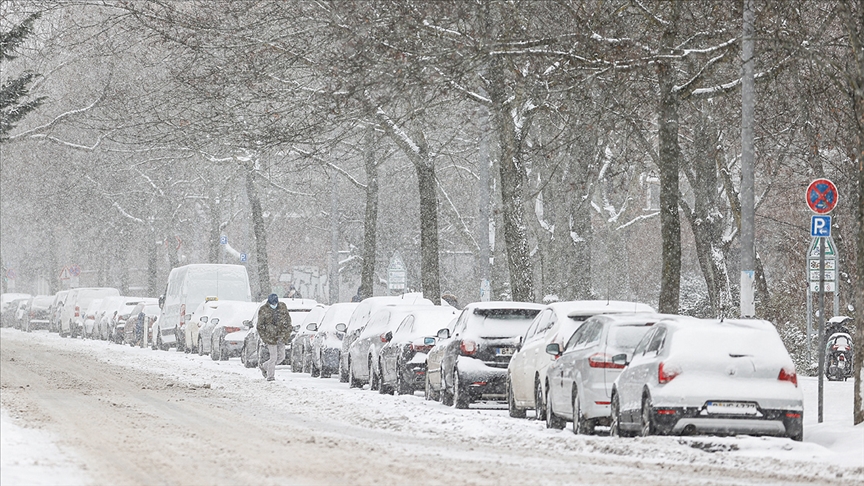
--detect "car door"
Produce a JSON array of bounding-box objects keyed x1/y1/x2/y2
[
  {"x1": 620, "y1": 326, "x2": 665, "y2": 423},
  {"x1": 550, "y1": 322, "x2": 590, "y2": 413},
  {"x1": 524, "y1": 310, "x2": 555, "y2": 387},
  {"x1": 510, "y1": 311, "x2": 544, "y2": 404}
]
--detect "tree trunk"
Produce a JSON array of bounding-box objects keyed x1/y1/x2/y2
[
  {"x1": 416, "y1": 160, "x2": 441, "y2": 304},
  {"x1": 245, "y1": 167, "x2": 270, "y2": 300},
  {"x1": 359, "y1": 127, "x2": 378, "y2": 300},
  {"x1": 656, "y1": 3, "x2": 682, "y2": 314},
  {"x1": 208, "y1": 196, "x2": 221, "y2": 264},
  {"x1": 488, "y1": 59, "x2": 534, "y2": 303},
  {"x1": 148, "y1": 228, "x2": 159, "y2": 296}
]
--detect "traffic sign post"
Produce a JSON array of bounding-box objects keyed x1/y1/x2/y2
[
  {"x1": 240, "y1": 253, "x2": 247, "y2": 263},
  {"x1": 805, "y1": 178, "x2": 837, "y2": 425}
]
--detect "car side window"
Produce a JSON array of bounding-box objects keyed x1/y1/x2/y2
[
  {"x1": 632, "y1": 329, "x2": 653, "y2": 357},
  {"x1": 454, "y1": 311, "x2": 469, "y2": 335},
  {"x1": 564, "y1": 323, "x2": 587, "y2": 350},
  {"x1": 395, "y1": 315, "x2": 413, "y2": 336},
  {"x1": 536, "y1": 310, "x2": 555, "y2": 335},
  {"x1": 582, "y1": 322, "x2": 602, "y2": 347},
  {"x1": 523, "y1": 311, "x2": 545, "y2": 343},
  {"x1": 645, "y1": 327, "x2": 667, "y2": 354}
]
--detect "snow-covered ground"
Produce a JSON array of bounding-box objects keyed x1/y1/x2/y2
[
  {"x1": 2, "y1": 328, "x2": 862, "y2": 485},
  {"x1": 1, "y1": 408, "x2": 88, "y2": 486}
]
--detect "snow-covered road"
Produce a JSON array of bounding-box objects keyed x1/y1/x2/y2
[{"x1": 1, "y1": 328, "x2": 861, "y2": 485}]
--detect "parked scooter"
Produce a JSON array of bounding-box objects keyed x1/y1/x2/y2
[{"x1": 825, "y1": 332, "x2": 854, "y2": 381}]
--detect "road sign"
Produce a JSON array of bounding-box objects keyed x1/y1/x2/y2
[
  {"x1": 240, "y1": 253, "x2": 247, "y2": 263},
  {"x1": 810, "y1": 282, "x2": 836, "y2": 292},
  {"x1": 220, "y1": 235, "x2": 228, "y2": 245},
  {"x1": 808, "y1": 237, "x2": 836, "y2": 257},
  {"x1": 387, "y1": 252, "x2": 407, "y2": 292},
  {"x1": 5, "y1": 268, "x2": 16, "y2": 280},
  {"x1": 810, "y1": 215, "x2": 831, "y2": 237},
  {"x1": 69, "y1": 264, "x2": 81, "y2": 277},
  {"x1": 59, "y1": 266, "x2": 71, "y2": 280},
  {"x1": 806, "y1": 179, "x2": 838, "y2": 214}
]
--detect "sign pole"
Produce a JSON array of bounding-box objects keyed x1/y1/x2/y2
[{"x1": 818, "y1": 236, "x2": 825, "y2": 424}]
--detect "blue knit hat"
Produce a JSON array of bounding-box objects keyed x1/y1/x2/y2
[{"x1": 267, "y1": 293, "x2": 278, "y2": 305}]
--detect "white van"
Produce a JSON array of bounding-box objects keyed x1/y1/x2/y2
[{"x1": 153, "y1": 264, "x2": 252, "y2": 351}]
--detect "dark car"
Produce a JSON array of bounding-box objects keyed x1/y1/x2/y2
[
  {"x1": 436, "y1": 301, "x2": 543, "y2": 408},
  {"x1": 379, "y1": 306, "x2": 459, "y2": 395},
  {"x1": 27, "y1": 295, "x2": 54, "y2": 331}
]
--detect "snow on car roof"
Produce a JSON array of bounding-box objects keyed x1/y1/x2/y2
[
  {"x1": 465, "y1": 301, "x2": 545, "y2": 311},
  {"x1": 563, "y1": 300, "x2": 655, "y2": 318}
]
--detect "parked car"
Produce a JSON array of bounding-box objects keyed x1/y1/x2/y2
[
  {"x1": 209, "y1": 301, "x2": 262, "y2": 361},
  {"x1": 49, "y1": 290, "x2": 70, "y2": 333},
  {"x1": 241, "y1": 298, "x2": 319, "y2": 368},
  {"x1": 187, "y1": 297, "x2": 220, "y2": 355},
  {"x1": 339, "y1": 294, "x2": 434, "y2": 383},
  {"x1": 111, "y1": 298, "x2": 157, "y2": 344},
  {"x1": 424, "y1": 316, "x2": 458, "y2": 401},
  {"x1": 507, "y1": 300, "x2": 655, "y2": 420},
  {"x1": 26, "y1": 295, "x2": 54, "y2": 331},
  {"x1": 310, "y1": 302, "x2": 359, "y2": 378},
  {"x1": 435, "y1": 301, "x2": 544, "y2": 408},
  {"x1": 379, "y1": 306, "x2": 459, "y2": 395},
  {"x1": 348, "y1": 305, "x2": 432, "y2": 390},
  {"x1": 153, "y1": 264, "x2": 252, "y2": 352},
  {"x1": 60, "y1": 287, "x2": 120, "y2": 338},
  {"x1": 93, "y1": 296, "x2": 126, "y2": 340},
  {"x1": 290, "y1": 305, "x2": 327, "y2": 373},
  {"x1": 610, "y1": 317, "x2": 803, "y2": 441},
  {"x1": 125, "y1": 302, "x2": 161, "y2": 346},
  {"x1": 82, "y1": 298, "x2": 105, "y2": 338},
  {"x1": 1, "y1": 293, "x2": 31, "y2": 327},
  {"x1": 543, "y1": 312, "x2": 666, "y2": 432}
]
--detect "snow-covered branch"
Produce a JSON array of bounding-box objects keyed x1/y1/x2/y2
[{"x1": 615, "y1": 211, "x2": 659, "y2": 231}]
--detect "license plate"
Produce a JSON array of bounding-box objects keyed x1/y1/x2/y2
[
  {"x1": 705, "y1": 401, "x2": 759, "y2": 415},
  {"x1": 496, "y1": 347, "x2": 514, "y2": 356}
]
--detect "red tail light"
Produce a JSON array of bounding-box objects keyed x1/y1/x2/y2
[
  {"x1": 778, "y1": 367, "x2": 798, "y2": 387},
  {"x1": 224, "y1": 326, "x2": 241, "y2": 334},
  {"x1": 75, "y1": 305, "x2": 80, "y2": 317},
  {"x1": 658, "y1": 361, "x2": 680, "y2": 384},
  {"x1": 785, "y1": 412, "x2": 801, "y2": 418},
  {"x1": 460, "y1": 340, "x2": 477, "y2": 356},
  {"x1": 410, "y1": 344, "x2": 433, "y2": 353},
  {"x1": 380, "y1": 333, "x2": 389, "y2": 342},
  {"x1": 588, "y1": 353, "x2": 626, "y2": 369}
]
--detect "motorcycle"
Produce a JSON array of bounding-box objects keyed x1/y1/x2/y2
[{"x1": 825, "y1": 332, "x2": 854, "y2": 381}]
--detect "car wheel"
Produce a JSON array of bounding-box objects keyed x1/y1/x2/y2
[
  {"x1": 572, "y1": 388, "x2": 591, "y2": 435},
  {"x1": 210, "y1": 335, "x2": 219, "y2": 361},
  {"x1": 378, "y1": 362, "x2": 393, "y2": 395},
  {"x1": 545, "y1": 383, "x2": 565, "y2": 429},
  {"x1": 219, "y1": 337, "x2": 229, "y2": 361},
  {"x1": 395, "y1": 364, "x2": 412, "y2": 395},
  {"x1": 311, "y1": 358, "x2": 320, "y2": 378},
  {"x1": 425, "y1": 372, "x2": 439, "y2": 401},
  {"x1": 196, "y1": 337, "x2": 203, "y2": 356},
  {"x1": 534, "y1": 378, "x2": 547, "y2": 421},
  {"x1": 348, "y1": 359, "x2": 362, "y2": 389},
  {"x1": 453, "y1": 371, "x2": 469, "y2": 409},
  {"x1": 610, "y1": 391, "x2": 627, "y2": 438},
  {"x1": 369, "y1": 357, "x2": 380, "y2": 391},
  {"x1": 440, "y1": 366, "x2": 454, "y2": 406},
  {"x1": 291, "y1": 350, "x2": 302, "y2": 373},
  {"x1": 508, "y1": 376, "x2": 526, "y2": 418},
  {"x1": 339, "y1": 359, "x2": 349, "y2": 383},
  {"x1": 640, "y1": 394, "x2": 655, "y2": 437}
]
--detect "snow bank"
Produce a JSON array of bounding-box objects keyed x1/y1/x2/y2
[{"x1": 1, "y1": 408, "x2": 89, "y2": 486}]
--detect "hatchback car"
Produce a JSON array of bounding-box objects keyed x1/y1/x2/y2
[
  {"x1": 309, "y1": 302, "x2": 358, "y2": 378},
  {"x1": 379, "y1": 306, "x2": 459, "y2": 395},
  {"x1": 27, "y1": 295, "x2": 54, "y2": 331},
  {"x1": 436, "y1": 301, "x2": 544, "y2": 408},
  {"x1": 348, "y1": 305, "x2": 426, "y2": 390},
  {"x1": 290, "y1": 305, "x2": 327, "y2": 373},
  {"x1": 610, "y1": 317, "x2": 803, "y2": 441},
  {"x1": 209, "y1": 301, "x2": 263, "y2": 361},
  {"x1": 544, "y1": 313, "x2": 666, "y2": 432},
  {"x1": 507, "y1": 300, "x2": 654, "y2": 420}
]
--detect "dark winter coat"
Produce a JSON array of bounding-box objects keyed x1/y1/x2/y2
[{"x1": 257, "y1": 302, "x2": 292, "y2": 345}]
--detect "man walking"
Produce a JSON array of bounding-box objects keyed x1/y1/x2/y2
[{"x1": 257, "y1": 293, "x2": 292, "y2": 381}]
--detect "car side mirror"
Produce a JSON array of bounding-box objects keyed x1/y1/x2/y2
[
  {"x1": 158, "y1": 295, "x2": 165, "y2": 309},
  {"x1": 306, "y1": 323, "x2": 318, "y2": 332},
  {"x1": 545, "y1": 343, "x2": 562, "y2": 357},
  {"x1": 437, "y1": 328, "x2": 450, "y2": 340},
  {"x1": 293, "y1": 325, "x2": 300, "y2": 332},
  {"x1": 335, "y1": 323, "x2": 347, "y2": 332},
  {"x1": 242, "y1": 320, "x2": 251, "y2": 328},
  {"x1": 384, "y1": 331, "x2": 393, "y2": 342},
  {"x1": 185, "y1": 314, "x2": 192, "y2": 322},
  {"x1": 201, "y1": 316, "x2": 208, "y2": 323},
  {"x1": 612, "y1": 353, "x2": 629, "y2": 366}
]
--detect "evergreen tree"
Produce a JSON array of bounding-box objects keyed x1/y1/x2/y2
[{"x1": 1, "y1": 12, "x2": 45, "y2": 142}]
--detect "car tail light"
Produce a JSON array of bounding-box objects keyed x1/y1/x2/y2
[
  {"x1": 785, "y1": 412, "x2": 801, "y2": 418},
  {"x1": 658, "y1": 361, "x2": 680, "y2": 384},
  {"x1": 778, "y1": 367, "x2": 798, "y2": 387},
  {"x1": 75, "y1": 305, "x2": 80, "y2": 317},
  {"x1": 460, "y1": 340, "x2": 477, "y2": 356},
  {"x1": 380, "y1": 333, "x2": 389, "y2": 342},
  {"x1": 656, "y1": 409, "x2": 677, "y2": 415},
  {"x1": 225, "y1": 326, "x2": 241, "y2": 334},
  {"x1": 588, "y1": 353, "x2": 625, "y2": 369},
  {"x1": 410, "y1": 344, "x2": 433, "y2": 353}
]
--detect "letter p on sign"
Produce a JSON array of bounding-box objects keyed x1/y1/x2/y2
[{"x1": 811, "y1": 215, "x2": 831, "y2": 237}]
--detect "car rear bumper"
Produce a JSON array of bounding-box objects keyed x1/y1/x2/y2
[
  {"x1": 455, "y1": 361, "x2": 508, "y2": 399},
  {"x1": 651, "y1": 407, "x2": 803, "y2": 439}
]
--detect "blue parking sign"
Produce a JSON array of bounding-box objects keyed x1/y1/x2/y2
[
  {"x1": 220, "y1": 235, "x2": 228, "y2": 245},
  {"x1": 240, "y1": 253, "x2": 247, "y2": 263},
  {"x1": 810, "y1": 215, "x2": 831, "y2": 237}
]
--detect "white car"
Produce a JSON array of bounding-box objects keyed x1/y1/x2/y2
[
  {"x1": 187, "y1": 297, "x2": 219, "y2": 355},
  {"x1": 543, "y1": 313, "x2": 667, "y2": 432},
  {"x1": 60, "y1": 287, "x2": 120, "y2": 338},
  {"x1": 309, "y1": 302, "x2": 359, "y2": 378},
  {"x1": 610, "y1": 317, "x2": 803, "y2": 441},
  {"x1": 507, "y1": 300, "x2": 654, "y2": 420},
  {"x1": 209, "y1": 301, "x2": 265, "y2": 361}
]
